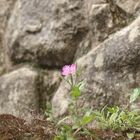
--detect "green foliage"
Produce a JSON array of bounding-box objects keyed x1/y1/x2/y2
[
  {"x1": 94, "y1": 106, "x2": 140, "y2": 131},
  {"x1": 45, "y1": 65, "x2": 140, "y2": 139},
  {"x1": 130, "y1": 88, "x2": 140, "y2": 103},
  {"x1": 44, "y1": 102, "x2": 54, "y2": 122},
  {"x1": 80, "y1": 110, "x2": 96, "y2": 126},
  {"x1": 54, "y1": 65, "x2": 95, "y2": 139},
  {"x1": 54, "y1": 124, "x2": 76, "y2": 140},
  {"x1": 71, "y1": 86, "x2": 81, "y2": 99},
  {"x1": 126, "y1": 133, "x2": 135, "y2": 139}
]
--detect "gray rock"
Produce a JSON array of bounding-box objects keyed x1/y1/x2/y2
[
  {"x1": 38, "y1": 70, "x2": 61, "y2": 109},
  {"x1": 4, "y1": 0, "x2": 130, "y2": 68},
  {"x1": 0, "y1": 0, "x2": 15, "y2": 34},
  {"x1": 0, "y1": 67, "x2": 39, "y2": 119},
  {"x1": 115, "y1": 0, "x2": 140, "y2": 15},
  {"x1": 75, "y1": 2, "x2": 114, "y2": 60},
  {"x1": 84, "y1": 0, "x2": 106, "y2": 15},
  {"x1": 52, "y1": 16, "x2": 140, "y2": 117},
  {"x1": 0, "y1": 45, "x2": 5, "y2": 75},
  {"x1": 0, "y1": 0, "x2": 16, "y2": 72},
  {"x1": 5, "y1": 0, "x2": 87, "y2": 68},
  {"x1": 0, "y1": 0, "x2": 139, "y2": 118},
  {"x1": 89, "y1": 4, "x2": 113, "y2": 41}
]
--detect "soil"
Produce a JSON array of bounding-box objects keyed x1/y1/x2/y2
[{"x1": 0, "y1": 114, "x2": 139, "y2": 140}]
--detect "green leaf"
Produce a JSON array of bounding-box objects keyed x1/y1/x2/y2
[
  {"x1": 109, "y1": 113, "x2": 118, "y2": 125},
  {"x1": 108, "y1": 106, "x2": 119, "y2": 113},
  {"x1": 72, "y1": 124, "x2": 79, "y2": 130},
  {"x1": 67, "y1": 137, "x2": 76, "y2": 140},
  {"x1": 80, "y1": 111, "x2": 95, "y2": 126},
  {"x1": 77, "y1": 81, "x2": 85, "y2": 91},
  {"x1": 81, "y1": 115, "x2": 94, "y2": 126},
  {"x1": 62, "y1": 123, "x2": 72, "y2": 132},
  {"x1": 71, "y1": 86, "x2": 81, "y2": 98},
  {"x1": 130, "y1": 88, "x2": 140, "y2": 103},
  {"x1": 127, "y1": 133, "x2": 135, "y2": 139},
  {"x1": 57, "y1": 116, "x2": 70, "y2": 125}
]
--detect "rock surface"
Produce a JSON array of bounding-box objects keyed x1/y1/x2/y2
[
  {"x1": 52, "y1": 16, "x2": 140, "y2": 117},
  {"x1": 38, "y1": 70, "x2": 61, "y2": 109},
  {"x1": 0, "y1": 67, "x2": 39, "y2": 119},
  {"x1": 88, "y1": 3, "x2": 113, "y2": 41},
  {"x1": 116, "y1": 0, "x2": 140, "y2": 15},
  {"x1": 0, "y1": 0, "x2": 16, "y2": 74},
  {"x1": 5, "y1": 0, "x2": 87, "y2": 68},
  {"x1": 0, "y1": 0, "x2": 139, "y2": 118}
]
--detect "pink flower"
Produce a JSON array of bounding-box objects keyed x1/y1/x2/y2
[
  {"x1": 70, "y1": 64, "x2": 76, "y2": 74},
  {"x1": 61, "y1": 65, "x2": 71, "y2": 76},
  {"x1": 61, "y1": 64, "x2": 77, "y2": 76}
]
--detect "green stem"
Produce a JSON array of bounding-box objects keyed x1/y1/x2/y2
[
  {"x1": 75, "y1": 99, "x2": 78, "y2": 116},
  {"x1": 70, "y1": 74, "x2": 74, "y2": 88},
  {"x1": 73, "y1": 127, "x2": 81, "y2": 136}
]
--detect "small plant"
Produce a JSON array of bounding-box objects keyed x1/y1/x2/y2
[
  {"x1": 54, "y1": 64, "x2": 95, "y2": 139},
  {"x1": 94, "y1": 106, "x2": 140, "y2": 131},
  {"x1": 129, "y1": 88, "x2": 140, "y2": 114},
  {"x1": 45, "y1": 102, "x2": 54, "y2": 122},
  {"x1": 130, "y1": 88, "x2": 140, "y2": 103},
  {"x1": 44, "y1": 64, "x2": 140, "y2": 140},
  {"x1": 54, "y1": 124, "x2": 76, "y2": 140}
]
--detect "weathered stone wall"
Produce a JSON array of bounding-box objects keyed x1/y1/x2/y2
[
  {"x1": 0, "y1": 0, "x2": 140, "y2": 118},
  {"x1": 0, "y1": 0, "x2": 16, "y2": 74}
]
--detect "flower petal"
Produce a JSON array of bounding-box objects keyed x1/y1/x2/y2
[
  {"x1": 70, "y1": 64, "x2": 76, "y2": 74},
  {"x1": 61, "y1": 65, "x2": 71, "y2": 76}
]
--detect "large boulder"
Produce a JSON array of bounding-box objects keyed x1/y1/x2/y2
[
  {"x1": 38, "y1": 70, "x2": 61, "y2": 109},
  {"x1": 115, "y1": 0, "x2": 140, "y2": 15},
  {"x1": 74, "y1": 2, "x2": 114, "y2": 60},
  {"x1": 75, "y1": 0, "x2": 130, "y2": 60},
  {"x1": 0, "y1": 44, "x2": 4, "y2": 75},
  {"x1": 88, "y1": 3, "x2": 113, "y2": 42},
  {"x1": 52, "y1": 16, "x2": 140, "y2": 117},
  {"x1": 5, "y1": 0, "x2": 129, "y2": 68},
  {"x1": 5, "y1": 0, "x2": 87, "y2": 68},
  {"x1": 0, "y1": 0, "x2": 16, "y2": 73},
  {"x1": 0, "y1": 0, "x2": 139, "y2": 118},
  {"x1": 0, "y1": 67, "x2": 39, "y2": 119}
]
